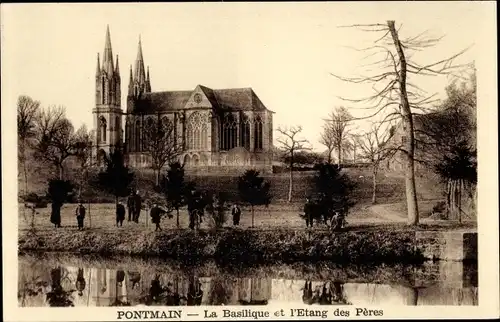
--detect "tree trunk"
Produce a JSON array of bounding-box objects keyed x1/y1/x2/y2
[
  {"x1": 58, "y1": 164, "x2": 64, "y2": 180},
  {"x1": 458, "y1": 180, "x2": 462, "y2": 224},
  {"x1": 176, "y1": 208, "x2": 180, "y2": 228},
  {"x1": 155, "y1": 168, "x2": 160, "y2": 187},
  {"x1": 372, "y1": 166, "x2": 378, "y2": 204},
  {"x1": 251, "y1": 205, "x2": 254, "y2": 228},
  {"x1": 337, "y1": 145, "x2": 342, "y2": 165},
  {"x1": 388, "y1": 20, "x2": 419, "y2": 226},
  {"x1": 288, "y1": 159, "x2": 293, "y2": 203}
]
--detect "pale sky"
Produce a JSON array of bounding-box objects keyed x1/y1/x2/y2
[{"x1": 1, "y1": 2, "x2": 492, "y2": 151}]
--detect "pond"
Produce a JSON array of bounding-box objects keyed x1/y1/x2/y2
[{"x1": 18, "y1": 253, "x2": 478, "y2": 307}]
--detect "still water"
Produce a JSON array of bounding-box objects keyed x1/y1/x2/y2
[{"x1": 18, "y1": 253, "x2": 478, "y2": 307}]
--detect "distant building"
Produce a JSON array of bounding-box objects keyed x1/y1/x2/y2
[
  {"x1": 92, "y1": 26, "x2": 274, "y2": 173},
  {"x1": 383, "y1": 114, "x2": 431, "y2": 173}
]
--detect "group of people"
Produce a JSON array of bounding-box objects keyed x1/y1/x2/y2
[{"x1": 71, "y1": 190, "x2": 243, "y2": 231}]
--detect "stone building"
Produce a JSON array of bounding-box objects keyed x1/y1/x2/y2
[{"x1": 93, "y1": 26, "x2": 274, "y2": 173}]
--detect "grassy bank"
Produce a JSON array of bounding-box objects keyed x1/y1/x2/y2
[
  {"x1": 19, "y1": 153, "x2": 444, "y2": 205},
  {"x1": 19, "y1": 228, "x2": 425, "y2": 264}
]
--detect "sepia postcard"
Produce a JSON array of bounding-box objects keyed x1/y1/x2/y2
[{"x1": 1, "y1": 1, "x2": 498, "y2": 321}]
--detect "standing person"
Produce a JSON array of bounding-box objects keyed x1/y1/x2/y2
[
  {"x1": 231, "y1": 203, "x2": 241, "y2": 226},
  {"x1": 150, "y1": 204, "x2": 166, "y2": 231},
  {"x1": 127, "y1": 192, "x2": 135, "y2": 222},
  {"x1": 133, "y1": 191, "x2": 142, "y2": 223},
  {"x1": 75, "y1": 203, "x2": 86, "y2": 230},
  {"x1": 50, "y1": 202, "x2": 62, "y2": 228},
  {"x1": 116, "y1": 202, "x2": 126, "y2": 227}
]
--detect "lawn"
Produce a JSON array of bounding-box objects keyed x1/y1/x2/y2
[{"x1": 18, "y1": 202, "x2": 476, "y2": 233}]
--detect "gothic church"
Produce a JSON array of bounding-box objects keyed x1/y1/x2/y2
[{"x1": 93, "y1": 26, "x2": 274, "y2": 173}]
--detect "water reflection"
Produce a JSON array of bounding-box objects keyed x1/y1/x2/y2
[{"x1": 18, "y1": 257, "x2": 478, "y2": 307}]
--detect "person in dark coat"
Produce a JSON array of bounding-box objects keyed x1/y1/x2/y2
[
  {"x1": 133, "y1": 191, "x2": 142, "y2": 223},
  {"x1": 126, "y1": 193, "x2": 135, "y2": 222},
  {"x1": 303, "y1": 197, "x2": 314, "y2": 228},
  {"x1": 116, "y1": 202, "x2": 126, "y2": 227},
  {"x1": 75, "y1": 203, "x2": 86, "y2": 230},
  {"x1": 150, "y1": 204, "x2": 166, "y2": 231},
  {"x1": 50, "y1": 203, "x2": 62, "y2": 228},
  {"x1": 231, "y1": 204, "x2": 241, "y2": 226}
]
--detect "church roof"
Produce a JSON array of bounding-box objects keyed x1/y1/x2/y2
[{"x1": 131, "y1": 86, "x2": 269, "y2": 113}]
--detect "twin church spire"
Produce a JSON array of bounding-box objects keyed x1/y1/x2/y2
[
  {"x1": 96, "y1": 25, "x2": 151, "y2": 106},
  {"x1": 129, "y1": 35, "x2": 151, "y2": 97}
]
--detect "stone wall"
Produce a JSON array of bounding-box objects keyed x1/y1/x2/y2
[{"x1": 415, "y1": 231, "x2": 477, "y2": 261}]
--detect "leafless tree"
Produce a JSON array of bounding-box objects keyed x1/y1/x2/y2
[
  {"x1": 356, "y1": 123, "x2": 397, "y2": 204},
  {"x1": 17, "y1": 95, "x2": 41, "y2": 196},
  {"x1": 331, "y1": 20, "x2": 471, "y2": 225},
  {"x1": 142, "y1": 113, "x2": 182, "y2": 186},
  {"x1": 74, "y1": 125, "x2": 94, "y2": 196},
  {"x1": 33, "y1": 106, "x2": 78, "y2": 179},
  {"x1": 276, "y1": 125, "x2": 311, "y2": 203},
  {"x1": 319, "y1": 124, "x2": 335, "y2": 164},
  {"x1": 322, "y1": 107, "x2": 353, "y2": 165}
]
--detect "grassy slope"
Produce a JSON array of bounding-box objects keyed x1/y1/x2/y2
[{"x1": 19, "y1": 150, "x2": 444, "y2": 205}]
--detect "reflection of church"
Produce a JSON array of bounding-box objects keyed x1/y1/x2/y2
[{"x1": 93, "y1": 26, "x2": 274, "y2": 173}]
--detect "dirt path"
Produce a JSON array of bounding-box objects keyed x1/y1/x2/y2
[{"x1": 368, "y1": 203, "x2": 407, "y2": 223}]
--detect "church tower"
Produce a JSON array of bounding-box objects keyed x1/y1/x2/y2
[
  {"x1": 94, "y1": 25, "x2": 122, "y2": 161},
  {"x1": 128, "y1": 36, "x2": 151, "y2": 99}
]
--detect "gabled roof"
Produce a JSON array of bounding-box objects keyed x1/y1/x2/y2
[{"x1": 131, "y1": 85, "x2": 269, "y2": 113}]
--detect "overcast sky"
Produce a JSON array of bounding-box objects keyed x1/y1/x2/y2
[{"x1": 1, "y1": 2, "x2": 492, "y2": 151}]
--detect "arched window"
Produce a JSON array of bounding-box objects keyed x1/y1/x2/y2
[
  {"x1": 144, "y1": 118, "x2": 154, "y2": 151},
  {"x1": 161, "y1": 117, "x2": 174, "y2": 146},
  {"x1": 135, "y1": 120, "x2": 141, "y2": 152},
  {"x1": 254, "y1": 115, "x2": 263, "y2": 150},
  {"x1": 222, "y1": 113, "x2": 237, "y2": 150},
  {"x1": 187, "y1": 112, "x2": 207, "y2": 150},
  {"x1": 183, "y1": 154, "x2": 191, "y2": 167},
  {"x1": 102, "y1": 78, "x2": 108, "y2": 105},
  {"x1": 241, "y1": 115, "x2": 251, "y2": 150},
  {"x1": 99, "y1": 116, "x2": 107, "y2": 143}
]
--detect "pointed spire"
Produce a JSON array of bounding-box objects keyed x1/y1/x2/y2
[
  {"x1": 115, "y1": 55, "x2": 120, "y2": 74},
  {"x1": 134, "y1": 36, "x2": 146, "y2": 86},
  {"x1": 102, "y1": 25, "x2": 114, "y2": 75},
  {"x1": 96, "y1": 53, "x2": 100, "y2": 76},
  {"x1": 128, "y1": 65, "x2": 134, "y2": 96},
  {"x1": 146, "y1": 66, "x2": 151, "y2": 92}
]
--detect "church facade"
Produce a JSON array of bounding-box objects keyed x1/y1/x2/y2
[{"x1": 93, "y1": 27, "x2": 274, "y2": 173}]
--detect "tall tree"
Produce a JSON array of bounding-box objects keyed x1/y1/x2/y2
[
  {"x1": 331, "y1": 20, "x2": 471, "y2": 225},
  {"x1": 33, "y1": 106, "x2": 79, "y2": 179},
  {"x1": 74, "y1": 125, "x2": 94, "y2": 198},
  {"x1": 238, "y1": 170, "x2": 271, "y2": 227},
  {"x1": 142, "y1": 114, "x2": 182, "y2": 186},
  {"x1": 17, "y1": 95, "x2": 41, "y2": 195},
  {"x1": 322, "y1": 107, "x2": 353, "y2": 164},
  {"x1": 276, "y1": 125, "x2": 311, "y2": 202},
  {"x1": 356, "y1": 124, "x2": 396, "y2": 204},
  {"x1": 418, "y1": 71, "x2": 477, "y2": 221},
  {"x1": 161, "y1": 162, "x2": 187, "y2": 228},
  {"x1": 97, "y1": 149, "x2": 135, "y2": 207}
]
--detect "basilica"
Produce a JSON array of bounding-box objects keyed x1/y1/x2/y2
[{"x1": 93, "y1": 26, "x2": 274, "y2": 173}]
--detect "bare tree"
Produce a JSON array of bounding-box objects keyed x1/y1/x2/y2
[
  {"x1": 331, "y1": 20, "x2": 471, "y2": 225},
  {"x1": 319, "y1": 124, "x2": 335, "y2": 164},
  {"x1": 276, "y1": 125, "x2": 311, "y2": 203},
  {"x1": 357, "y1": 123, "x2": 396, "y2": 204},
  {"x1": 142, "y1": 113, "x2": 182, "y2": 186},
  {"x1": 322, "y1": 107, "x2": 353, "y2": 164},
  {"x1": 17, "y1": 95, "x2": 41, "y2": 196},
  {"x1": 33, "y1": 106, "x2": 78, "y2": 179}
]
